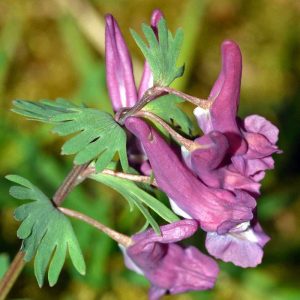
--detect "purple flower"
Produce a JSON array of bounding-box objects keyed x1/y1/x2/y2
[
  {"x1": 122, "y1": 220, "x2": 219, "y2": 299},
  {"x1": 187, "y1": 40, "x2": 280, "y2": 267},
  {"x1": 232, "y1": 115, "x2": 282, "y2": 181},
  {"x1": 105, "y1": 14, "x2": 138, "y2": 111},
  {"x1": 105, "y1": 10, "x2": 163, "y2": 173},
  {"x1": 105, "y1": 10, "x2": 163, "y2": 111},
  {"x1": 188, "y1": 131, "x2": 261, "y2": 194},
  {"x1": 205, "y1": 217, "x2": 270, "y2": 268},
  {"x1": 193, "y1": 40, "x2": 281, "y2": 180},
  {"x1": 125, "y1": 117, "x2": 255, "y2": 233}
]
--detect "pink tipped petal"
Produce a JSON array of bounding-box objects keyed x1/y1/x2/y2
[
  {"x1": 190, "y1": 132, "x2": 260, "y2": 194},
  {"x1": 244, "y1": 115, "x2": 279, "y2": 144},
  {"x1": 243, "y1": 132, "x2": 280, "y2": 159},
  {"x1": 138, "y1": 10, "x2": 164, "y2": 99},
  {"x1": 125, "y1": 117, "x2": 254, "y2": 233},
  {"x1": 150, "y1": 9, "x2": 164, "y2": 28},
  {"x1": 232, "y1": 152, "x2": 276, "y2": 179},
  {"x1": 210, "y1": 40, "x2": 242, "y2": 130},
  {"x1": 196, "y1": 40, "x2": 247, "y2": 154},
  {"x1": 206, "y1": 221, "x2": 270, "y2": 268},
  {"x1": 105, "y1": 15, "x2": 137, "y2": 111}
]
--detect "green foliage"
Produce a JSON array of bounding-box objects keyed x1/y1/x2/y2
[
  {"x1": 89, "y1": 173, "x2": 180, "y2": 234},
  {"x1": 6, "y1": 175, "x2": 86, "y2": 287},
  {"x1": 0, "y1": 253, "x2": 9, "y2": 279},
  {"x1": 12, "y1": 99, "x2": 128, "y2": 172},
  {"x1": 144, "y1": 94, "x2": 194, "y2": 135},
  {"x1": 131, "y1": 18, "x2": 184, "y2": 86}
]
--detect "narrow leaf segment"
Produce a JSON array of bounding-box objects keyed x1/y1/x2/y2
[
  {"x1": 131, "y1": 19, "x2": 184, "y2": 86},
  {"x1": 6, "y1": 175, "x2": 86, "y2": 287},
  {"x1": 89, "y1": 173, "x2": 180, "y2": 234},
  {"x1": 12, "y1": 99, "x2": 128, "y2": 172}
]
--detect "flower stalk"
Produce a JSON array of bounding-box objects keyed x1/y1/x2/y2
[
  {"x1": 58, "y1": 207, "x2": 132, "y2": 247},
  {"x1": 134, "y1": 110, "x2": 209, "y2": 152},
  {"x1": 117, "y1": 85, "x2": 211, "y2": 125}
]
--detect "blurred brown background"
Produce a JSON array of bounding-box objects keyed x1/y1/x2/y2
[{"x1": 0, "y1": 0, "x2": 300, "y2": 299}]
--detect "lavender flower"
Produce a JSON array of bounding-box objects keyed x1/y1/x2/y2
[
  {"x1": 105, "y1": 10, "x2": 163, "y2": 111},
  {"x1": 205, "y1": 216, "x2": 270, "y2": 268},
  {"x1": 193, "y1": 40, "x2": 281, "y2": 179},
  {"x1": 122, "y1": 220, "x2": 219, "y2": 299},
  {"x1": 125, "y1": 117, "x2": 255, "y2": 233},
  {"x1": 187, "y1": 40, "x2": 281, "y2": 267},
  {"x1": 105, "y1": 14, "x2": 138, "y2": 111},
  {"x1": 105, "y1": 10, "x2": 163, "y2": 173}
]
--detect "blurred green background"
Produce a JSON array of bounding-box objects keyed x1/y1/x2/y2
[{"x1": 0, "y1": 0, "x2": 299, "y2": 299}]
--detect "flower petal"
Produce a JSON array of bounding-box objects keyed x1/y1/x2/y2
[
  {"x1": 138, "y1": 9, "x2": 164, "y2": 99},
  {"x1": 125, "y1": 117, "x2": 254, "y2": 232},
  {"x1": 195, "y1": 40, "x2": 247, "y2": 155},
  {"x1": 125, "y1": 220, "x2": 219, "y2": 298},
  {"x1": 105, "y1": 14, "x2": 137, "y2": 111},
  {"x1": 206, "y1": 220, "x2": 270, "y2": 268},
  {"x1": 244, "y1": 115, "x2": 279, "y2": 144}
]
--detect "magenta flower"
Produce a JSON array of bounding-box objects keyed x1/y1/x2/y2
[
  {"x1": 122, "y1": 220, "x2": 219, "y2": 299},
  {"x1": 189, "y1": 131, "x2": 260, "y2": 194},
  {"x1": 205, "y1": 216, "x2": 270, "y2": 268},
  {"x1": 105, "y1": 14, "x2": 138, "y2": 111},
  {"x1": 105, "y1": 10, "x2": 163, "y2": 111},
  {"x1": 125, "y1": 117, "x2": 255, "y2": 233},
  {"x1": 193, "y1": 40, "x2": 281, "y2": 180},
  {"x1": 187, "y1": 40, "x2": 280, "y2": 267},
  {"x1": 105, "y1": 10, "x2": 163, "y2": 173}
]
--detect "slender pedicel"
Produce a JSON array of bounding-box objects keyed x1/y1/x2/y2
[
  {"x1": 155, "y1": 86, "x2": 212, "y2": 108},
  {"x1": 77, "y1": 165, "x2": 158, "y2": 187},
  {"x1": 117, "y1": 85, "x2": 211, "y2": 125},
  {"x1": 58, "y1": 207, "x2": 132, "y2": 247},
  {"x1": 134, "y1": 110, "x2": 211, "y2": 152}
]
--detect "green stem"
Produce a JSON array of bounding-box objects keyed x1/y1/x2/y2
[
  {"x1": 58, "y1": 207, "x2": 132, "y2": 247},
  {"x1": 78, "y1": 166, "x2": 158, "y2": 187},
  {"x1": 134, "y1": 110, "x2": 208, "y2": 152},
  {"x1": 117, "y1": 85, "x2": 211, "y2": 125},
  {"x1": 155, "y1": 86, "x2": 212, "y2": 108},
  {"x1": 0, "y1": 252, "x2": 25, "y2": 300}
]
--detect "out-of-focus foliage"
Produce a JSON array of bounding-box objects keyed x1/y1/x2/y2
[
  {"x1": 0, "y1": 0, "x2": 299, "y2": 299},
  {"x1": 0, "y1": 254, "x2": 9, "y2": 280}
]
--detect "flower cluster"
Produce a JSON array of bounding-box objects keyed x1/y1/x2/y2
[{"x1": 105, "y1": 9, "x2": 281, "y2": 300}]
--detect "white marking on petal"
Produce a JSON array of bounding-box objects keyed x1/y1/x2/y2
[
  {"x1": 229, "y1": 221, "x2": 250, "y2": 233},
  {"x1": 193, "y1": 107, "x2": 212, "y2": 133},
  {"x1": 169, "y1": 198, "x2": 193, "y2": 219},
  {"x1": 119, "y1": 244, "x2": 144, "y2": 275},
  {"x1": 181, "y1": 146, "x2": 193, "y2": 171},
  {"x1": 119, "y1": 84, "x2": 127, "y2": 107},
  {"x1": 228, "y1": 222, "x2": 259, "y2": 243}
]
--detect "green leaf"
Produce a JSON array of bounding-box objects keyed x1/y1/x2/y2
[
  {"x1": 0, "y1": 253, "x2": 9, "y2": 279},
  {"x1": 89, "y1": 173, "x2": 180, "y2": 234},
  {"x1": 143, "y1": 94, "x2": 194, "y2": 135},
  {"x1": 6, "y1": 175, "x2": 86, "y2": 287},
  {"x1": 12, "y1": 99, "x2": 128, "y2": 172},
  {"x1": 131, "y1": 18, "x2": 184, "y2": 86}
]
